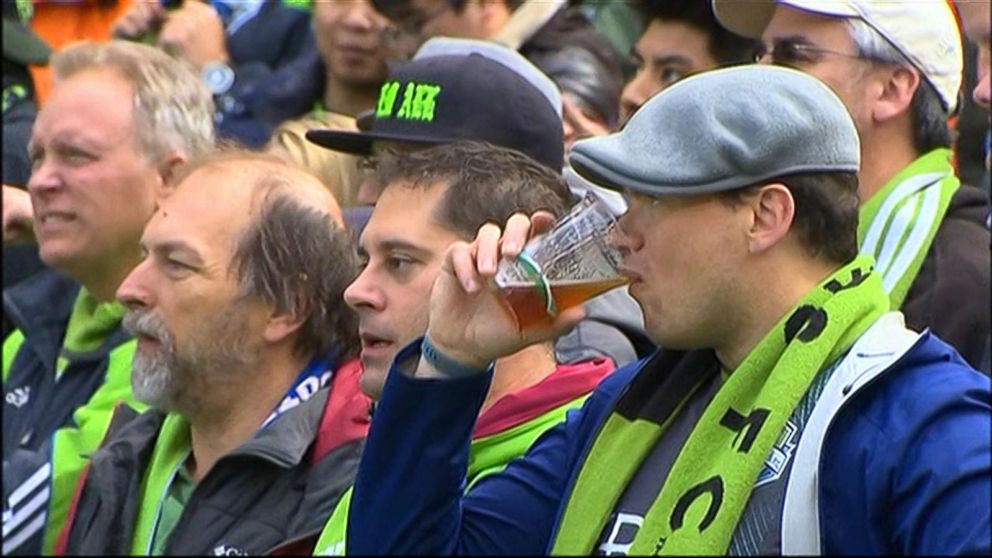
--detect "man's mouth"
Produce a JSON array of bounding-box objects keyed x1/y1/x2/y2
[
  {"x1": 38, "y1": 211, "x2": 76, "y2": 225},
  {"x1": 360, "y1": 332, "x2": 394, "y2": 352},
  {"x1": 134, "y1": 332, "x2": 162, "y2": 351}
]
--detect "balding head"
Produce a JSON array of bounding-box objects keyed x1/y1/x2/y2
[
  {"x1": 169, "y1": 150, "x2": 345, "y2": 228},
  {"x1": 164, "y1": 149, "x2": 360, "y2": 360}
]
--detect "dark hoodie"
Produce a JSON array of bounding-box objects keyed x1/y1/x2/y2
[{"x1": 902, "y1": 183, "x2": 991, "y2": 372}]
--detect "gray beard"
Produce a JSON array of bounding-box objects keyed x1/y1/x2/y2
[{"x1": 123, "y1": 304, "x2": 260, "y2": 413}]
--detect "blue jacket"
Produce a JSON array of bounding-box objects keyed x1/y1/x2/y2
[{"x1": 348, "y1": 329, "x2": 991, "y2": 555}]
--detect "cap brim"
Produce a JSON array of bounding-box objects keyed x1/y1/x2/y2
[
  {"x1": 2, "y1": 20, "x2": 52, "y2": 66},
  {"x1": 305, "y1": 128, "x2": 452, "y2": 155},
  {"x1": 713, "y1": 0, "x2": 860, "y2": 39}
]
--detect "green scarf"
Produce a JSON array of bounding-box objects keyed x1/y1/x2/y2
[
  {"x1": 551, "y1": 256, "x2": 888, "y2": 555},
  {"x1": 56, "y1": 289, "x2": 127, "y2": 378},
  {"x1": 858, "y1": 148, "x2": 959, "y2": 310}
]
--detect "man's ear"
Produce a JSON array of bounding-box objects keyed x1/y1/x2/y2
[
  {"x1": 872, "y1": 66, "x2": 919, "y2": 123},
  {"x1": 263, "y1": 306, "x2": 307, "y2": 346},
  {"x1": 746, "y1": 183, "x2": 795, "y2": 254},
  {"x1": 155, "y1": 152, "x2": 188, "y2": 198}
]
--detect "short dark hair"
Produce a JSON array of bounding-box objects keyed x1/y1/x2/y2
[
  {"x1": 375, "y1": 141, "x2": 573, "y2": 238},
  {"x1": 719, "y1": 171, "x2": 861, "y2": 264},
  {"x1": 909, "y1": 81, "x2": 953, "y2": 152},
  {"x1": 628, "y1": 0, "x2": 759, "y2": 64}
]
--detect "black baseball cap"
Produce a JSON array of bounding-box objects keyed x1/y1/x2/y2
[{"x1": 305, "y1": 53, "x2": 564, "y2": 171}]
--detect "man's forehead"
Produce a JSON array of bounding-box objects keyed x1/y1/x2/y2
[
  {"x1": 637, "y1": 20, "x2": 712, "y2": 64},
  {"x1": 361, "y1": 183, "x2": 453, "y2": 250},
  {"x1": 33, "y1": 71, "x2": 136, "y2": 142}
]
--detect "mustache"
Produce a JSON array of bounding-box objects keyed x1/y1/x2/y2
[{"x1": 122, "y1": 309, "x2": 171, "y2": 342}]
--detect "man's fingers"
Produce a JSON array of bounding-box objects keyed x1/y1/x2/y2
[
  {"x1": 501, "y1": 213, "x2": 533, "y2": 258},
  {"x1": 476, "y1": 223, "x2": 502, "y2": 276},
  {"x1": 530, "y1": 211, "x2": 557, "y2": 235},
  {"x1": 449, "y1": 242, "x2": 481, "y2": 293}
]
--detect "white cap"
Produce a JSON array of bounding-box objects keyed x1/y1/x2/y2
[
  {"x1": 413, "y1": 36, "x2": 563, "y2": 117},
  {"x1": 712, "y1": 0, "x2": 963, "y2": 112}
]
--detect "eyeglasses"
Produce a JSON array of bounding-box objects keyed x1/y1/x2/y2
[
  {"x1": 620, "y1": 189, "x2": 662, "y2": 208},
  {"x1": 754, "y1": 40, "x2": 866, "y2": 67},
  {"x1": 358, "y1": 154, "x2": 380, "y2": 176},
  {"x1": 382, "y1": 2, "x2": 452, "y2": 59},
  {"x1": 357, "y1": 146, "x2": 402, "y2": 178}
]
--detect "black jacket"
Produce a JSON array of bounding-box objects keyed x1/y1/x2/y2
[
  {"x1": 902, "y1": 183, "x2": 991, "y2": 372},
  {"x1": 59, "y1": 364, "x2": 369, "y2": 556},
  {"x1": 214, "y1": 0, "x2": 315, "y2": 147},
  {"x1": 2, "y1": 270, "x2": 133, "y2": 458}
]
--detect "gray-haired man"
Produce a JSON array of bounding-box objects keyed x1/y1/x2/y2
[
  {"x1": 57, "y1": 151, "x2": 368, "y2": 555},
  {"x1": 713, "y1": 0, "x2": 991, "y2": 373}
]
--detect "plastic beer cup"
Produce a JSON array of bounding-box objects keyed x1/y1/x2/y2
[{"x1": 494, "y1": 194, "x2": 629, "y2": 330}]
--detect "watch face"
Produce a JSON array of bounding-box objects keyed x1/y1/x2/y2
[{"x1": 203, "y1": 63, "x2": 235, "y2": 95}]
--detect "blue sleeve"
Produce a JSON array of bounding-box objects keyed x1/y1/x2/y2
[
  {"x1": 347, "y1": 339, "x2": 625, "y2": 555},
  {"x1": 821, "y1": 354, "x2": 991, "y2": 555}
]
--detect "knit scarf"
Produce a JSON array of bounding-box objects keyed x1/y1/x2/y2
[
  {"x1": 550, "y1": 256, "x2": 888, "y2": 555},
  {"x1": 858, "y1": 148, "x2": 959, "y2": 310}
]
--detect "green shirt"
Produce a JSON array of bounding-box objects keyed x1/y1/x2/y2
[
  {"x1": 130, "y1": 414, "x2": 191, "y2": 556},
  {"x1": 150, "y1": 464, "x2": 195, "y2": 556}
]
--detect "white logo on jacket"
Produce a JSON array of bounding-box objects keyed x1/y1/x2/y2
[
  {"x1": 5, "y1": 386, "x2": 30, "y2": 408},
  {"x1": 212, "y1": 544, "x2": 248, "y2": 556}
]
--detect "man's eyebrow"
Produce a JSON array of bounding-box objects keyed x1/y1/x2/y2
[
  {"x1": 377, "y1": 238, "x2": 431, "y2": 256},
  {"x1": 648, "y1": 54, "x2": 693, "y2": 67},
  {"x1": 142, "y1": 239, "x2": 206, "y2": 266},
  {"x1": 772, "y1": 34, "x2": 815, "y2": 46}
]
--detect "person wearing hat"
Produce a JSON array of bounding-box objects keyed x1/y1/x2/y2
[
  {"x1": 367, "y1": 0, "x2": 624, "y2": 151},
  {"x1": 306, "y1": 45, "x2": 566, "y2": 187},
  {"x1": 310, "y1": 141, "x2": 616, "y2": 555},
  {"x1": 343, "y1": 65, "x2": 991, "y2": 555},
  {"x1": 2, "y1": 0, "x2": 52, "y2": 305},
  {"x1": 713, "y1": 0, "x2": 990, "y2": 374},
  {"x1": 307, "y1": 37, "x2": 650, "y2": 376}
]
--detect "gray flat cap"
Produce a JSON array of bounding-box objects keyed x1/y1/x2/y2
[{"x1": 568, "y1": 65, "x2": 860, "y2": 196}]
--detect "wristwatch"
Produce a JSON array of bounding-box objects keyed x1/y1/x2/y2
[{"x1": 201, "y1": 61, "x2": 236, "y2": 96}]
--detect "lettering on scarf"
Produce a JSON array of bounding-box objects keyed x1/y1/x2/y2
[
  {"x1": 719, "y1": 408, "x2": 770, "y2": 453},
  {"x1": 669, "y1": 476, "x2": 724, "y2": 533},
  {"x1": 784, "y1": 305, "x2": 827, "y2": 344},
  {"x1": 375, "y1": 80, "x2": 442, "y2": 122},
  {"x1": 824, "y1": 267, "x2": 871, "y2": 293}
]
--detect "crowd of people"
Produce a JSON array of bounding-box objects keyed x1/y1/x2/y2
[{"x1": 1, "y1": 0, "x2": 990, "y2": 555}]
